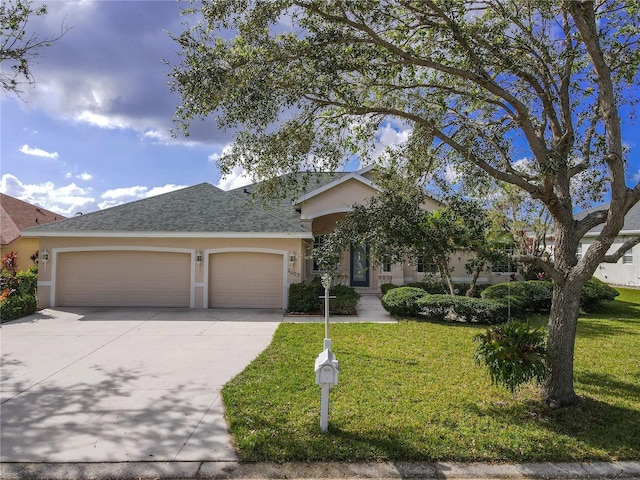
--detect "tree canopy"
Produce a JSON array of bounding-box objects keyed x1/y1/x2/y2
[
  {"x1": 1, "y1": 0, "x2": 66, "y2": 94},
  {"x1": 170, "y1": 0, "x2": 640, "y2": 407}
]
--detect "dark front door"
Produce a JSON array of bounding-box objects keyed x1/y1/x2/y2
[{"x1": 350, "y1": 243, "x2": 369, "y2": 287}]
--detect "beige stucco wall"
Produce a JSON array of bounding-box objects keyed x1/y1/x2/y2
[
  {"x1": 299, "y1": 178, "x2": 379, "y2": 220},
  {"x1": 1, "y1": 238, "x2": 40, "y2": 272},
  {"x1": 34, "y1": 236, "x2": 307, "y2": 309}
]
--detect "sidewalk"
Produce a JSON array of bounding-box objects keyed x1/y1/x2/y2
[{"x1": 2, "y1": 460, "x2": 639, "y2": 479}]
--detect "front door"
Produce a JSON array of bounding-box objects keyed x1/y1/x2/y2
[{"x1": 350, "y1": 243, "x2": 369, "y2": 287}]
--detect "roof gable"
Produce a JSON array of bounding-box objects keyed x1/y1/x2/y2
[
  {"x1": 1, "y1": 194, "x2": 65, "y2": 246},
  {"x1": 578, "y1": 201, "x2": 640, "y2": 235}
]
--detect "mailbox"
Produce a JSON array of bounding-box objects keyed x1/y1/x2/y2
[{"x1": 315, "y1": 349, "x2": 339, "y2": 386}]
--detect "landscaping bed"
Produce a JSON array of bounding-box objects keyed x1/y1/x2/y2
[{"x1": 222, "y1": 288, "x2": 640, "y2": 462}]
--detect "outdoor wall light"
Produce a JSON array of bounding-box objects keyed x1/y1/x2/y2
[
  {"x1": 289, "y1": 251, "x2": 296, "y2": 267},
  {"x1": 195, "y1": 251, "x2": 203, "y2": 264},
  {"x1": 41, "y1": 248, "x2": 49, "y2": 270}
]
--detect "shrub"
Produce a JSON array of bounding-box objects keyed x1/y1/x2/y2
[
  {"x1": 580, "y1": 277, "x2": 619, "y2": 312},
  {"x1": 474, "y1": 321, "x2": 547, "y2": 392},
  {"x1": 481, "y1": 281, "x2": 553, "y2": 314},
  {"x1": 380, "y1": 283, "x2": 398, "y2": 295},
  {"x1": 287, "y1": 282, "x2": 360, "y2": 314},
  {"x1": 16, "y1": 269, "x2": 38, "y2": 296},
  {"x1": 329, "y1": 284, "x2": 361, "y2": 315},
  {"x1": 0, "y1": 294, "x2": 38, "y2": 322},
  {"x1": 417, "y1": 295, "x2": 508, "y2": 324},
  {"x1": 380, "y1": 287, "x2": 427, "y2": 317},
  {"x1": 406, "y1": 280, "x2": 447, "y2": 294},
  {"x1": 288, "y1": 283, "x2": 322, "y2": 313}
]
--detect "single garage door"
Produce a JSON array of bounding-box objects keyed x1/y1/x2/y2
[
  {"x1": 209, "y1": 252, "x2": 283, "y2": 308},
  {"x1": 56, "y1": 250, "x2": 190, "y2": 307}
]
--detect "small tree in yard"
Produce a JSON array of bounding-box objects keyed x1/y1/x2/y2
[{"x1": 170, "y1": 1, "x2": 640, "y2": 407}]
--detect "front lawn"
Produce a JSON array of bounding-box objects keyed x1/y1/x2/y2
[{"x1": 222, "y1": 288, "x2": 640, "y2": 462}]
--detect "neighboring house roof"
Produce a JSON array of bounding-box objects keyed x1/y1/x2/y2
[
  {"x1": 577, "y1": 201, "x2": 640, "y2": 236},
  {"x1": 23, "y1": 174, "x2": 347, "y2": 238},
  {"x1": 1, "y1": 193, "x2": 65, "y2": 246}
]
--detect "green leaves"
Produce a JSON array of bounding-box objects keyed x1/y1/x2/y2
[{"x1": 474, "y1": 321, "x2": 547, "y2": 393}]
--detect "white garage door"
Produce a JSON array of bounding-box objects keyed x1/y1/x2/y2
[
  {"x1": 209, "y1": 252, "x2": 283, "y2": 308},
  {"x1": 56, "y1": 250, "x2": 191, "y2": 307}
]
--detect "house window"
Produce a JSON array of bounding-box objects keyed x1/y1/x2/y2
[
  {"x1": 576, "y1": 242, "x2": 583, "y2": 261},
  {"x1": 381, "y1": 257, "x2": 391, "y2": 273},
  {"x1": 622, "y1": 248, "x2": 633, "y2": 264},
  {"x1": 312, "y1": 235, "x2": 326, "y2": 271},
  {"x1": 417, "y1": 258, "x2": 437, "y2": 274},
  {"x1": 491, "y1": 248, "x2": 516, "y2": 273}
]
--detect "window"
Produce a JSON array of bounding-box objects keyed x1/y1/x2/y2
[
  {"x1": 576, "y1": 242, "x2": 583, "y2": 261},
  {"x1": 622, "y1": 248, "x2": 633, "y2": 265},
  {"x1": 491, "y1": 248, "x2": 516, "y2": 273},
  {"x1": 312, "y1": 235, "x2": 326, "y2": 271},
  {"x1": 381, "y1": 256, "x2": 392, "y2": 273},
  {"x1": 417, "y1": 258, "x2": 437, "y2": 274}
]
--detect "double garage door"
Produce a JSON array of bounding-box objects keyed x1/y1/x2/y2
[{"x1": 56, "y1": 250, "x2": 284, "y2": 309}]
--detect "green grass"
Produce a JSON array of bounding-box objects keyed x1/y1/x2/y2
[{"x1": 222, "y1": 288, "x2": 640, "y2": 462}]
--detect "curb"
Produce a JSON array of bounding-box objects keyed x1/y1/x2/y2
[{"x1": 2, "y1": 461, "x2": 639, "y2": 480}]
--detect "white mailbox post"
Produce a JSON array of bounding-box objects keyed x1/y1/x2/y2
[{"x1": 315, "y1": 273, "x2": 338, "y2": 432}]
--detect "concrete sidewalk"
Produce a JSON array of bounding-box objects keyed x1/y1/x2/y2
[{"x1": 2, "y1": 460, "x2": 639, "y2": 479}]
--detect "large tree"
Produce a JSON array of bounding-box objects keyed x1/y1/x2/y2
[
  {"x1": 0, "y1": 0, "x2": 66, "y2": 94},
  {"x1": 170, "y1": 0, "x2": 640, "y2": 407}
]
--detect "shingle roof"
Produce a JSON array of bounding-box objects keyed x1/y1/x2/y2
[
  {"x1": 578, "y1": 201, "x2": 640, "y2": 234},
  {"x1": 23, "y1": 173, "x2": 348, "y2": 236},
  {"x1": 1, "y1": 194, "x2": 65, "y2": 245}
]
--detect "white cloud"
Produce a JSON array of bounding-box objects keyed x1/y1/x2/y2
[
  {"x1": 77, "y1": 172, "x2": 93, "y2": 181},
  {"x1": 216, "y1": 167, "x2": 253, "y2": 191},
  {"x1": 0, "y1": 174, "x2": 96, "y2": 216},
  {"x1": 76, "y1": 110, "x2": 129, "y2": 129},
  {"x1": 19, "y1": 144, "x2": 59, "y2": 159},
  {"x1": 98, "y1": 184, "x2": 186, "y2": 209},
  {"x1": 633, "y1": 168, "x2": 640, "y2": 183}
]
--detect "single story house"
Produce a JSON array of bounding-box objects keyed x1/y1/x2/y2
[
  {"x1": 578, "y1": 202, "x2": 640, "y2": 287},
  {"x1": 1, "y1": 193, "x2": 65, "y2": 268},
  {"x1": 23, "y1": 166, "x2": 509, "y2": 309}
]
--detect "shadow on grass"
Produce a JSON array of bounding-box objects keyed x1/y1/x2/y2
[{"x1": 477, "y1": 394, "x2": 639, "y2": 460}]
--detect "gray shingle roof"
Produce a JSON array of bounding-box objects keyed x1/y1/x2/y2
[
  {"x1": 23, "y1": 173, "x2": 348, "y2": 235},
  {"x1": 578, "y1": 201, "x2": 640, "y2": 234}
]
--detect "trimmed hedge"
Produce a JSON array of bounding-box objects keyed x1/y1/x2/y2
[
  {"x1": 481, "y1": 277, "x2": 619, "y2": 314},
  {"x1": 580, "y1": 277, "x2": 619, "y2": 312},
  {"x1": 287, "y1": 282, "x2": 360, "y2": 314},
  {"x1": 382, "y1": 280, "x2": 489, "y2": 297},
  {"x1": 417, "y1": 295, "x2": 508, "y2": 324},
  {"x1": 481, "y1": 281, "x2": 553, "y2": 314},
  {"x1": 380, "y1": 283, "x2": 398, "y2": 295},
  {"x1": 380, "y1": 287, "x2": 427, "y2": 317}
]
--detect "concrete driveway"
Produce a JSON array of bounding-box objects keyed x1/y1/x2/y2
[{"x1": 0, "y1": 307, "x2": 282, "y2": 463}]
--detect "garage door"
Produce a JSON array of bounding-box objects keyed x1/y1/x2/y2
[
  {"x1": 56, "y1": 250, "x2": 190, "y2": 307},
  {"x1": 209, "y1": 252, "x2": 283, "y2": 308}
]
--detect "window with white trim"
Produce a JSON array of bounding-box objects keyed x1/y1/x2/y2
[
  {"x1": 576, "y1": 242, "x2": 583, "y2": 261},
  {"x1": 491, "y1": 248, "x2": 517, "y2": 273},
  {"x1": 622, "y1": 248, "x2": 633, "y2": 264}
]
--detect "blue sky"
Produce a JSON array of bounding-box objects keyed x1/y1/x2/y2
[{"x1": 1, "y1": 1, "x2": 638, "y2": 217}]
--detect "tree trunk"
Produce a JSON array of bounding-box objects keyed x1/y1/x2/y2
[
  {"x1": 466, "y1": 267, "x2": 481, "y2": 297},
  {"x1": 542, "y1": 279, "x2": 584, "y2": 408}
]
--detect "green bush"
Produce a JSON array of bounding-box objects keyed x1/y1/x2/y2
[
  {"x1": 288, "y1": 283, "x2": 323, "y2": 313},
  {"x1": 328, "y1": 284, "x2": 361, "y2": 314},
  {"x1": 417, "y1": 294, "x2": 508, "y2": 324},
  {"x1": 0, "y1": 294, "x2": 38, "y2": 322},
  {"x1": 16, "y1": 269, "x2": 38, "y2": 296},
  {"x1": 482, "y1": 281, "x2": 553, "y2": 314},
  {"x1": 580, "y1": 277, "x2": 619, "y2": 312},
  {"x1": 474, "y1": 321, "x2": 547, "y2": 392},
  {"x1": 406, "y1": 280, "x2": 447, "y2": 294},
  {"x1": 381, "y1": 287, "x2": 427, "y2": 317},
  {"x1": 287, "y1": 283, "x2": 360, "y2": 314},
  {"x1": 380, "y1": 283, "x2": 398, "y2": 295}
]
